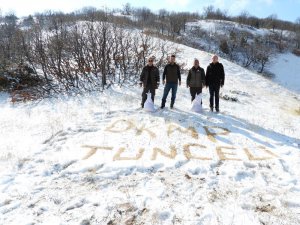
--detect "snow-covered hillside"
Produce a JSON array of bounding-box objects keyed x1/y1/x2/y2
[
  {"x1": 0, "y1": 42, "x2": 300, "y2": 225},
  {"x1": 269, "y1": 52, "x2": 300, "y2": 94},
  {"x1": 186, "y1": 19, "x2": 271, "y2": 37},
  {"x1": 185, "y1": 19, "x2": 300, "y2": 94}
]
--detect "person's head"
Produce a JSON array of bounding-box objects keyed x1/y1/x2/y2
[
  {"x1": 194, "y1": 58, "x2": 199, "y2": 68},
  {"x1": 147, "y1": 57, "x2": 154, "y2": 66},
  {"x1": 170, "y1": 54, "x2": 176, "y2": 64},
  {"x1": 212, "y1": 55, "x2": 219, "y2": 64}
]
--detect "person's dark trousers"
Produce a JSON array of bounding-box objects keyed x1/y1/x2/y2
[
  {"x1": 141, "y1": 86, "x2": 155, "y2": 108},
  {"x1": 190, "y1": 87, "x2": 202, "y2": 103},
  {"x1": 161, "y1": 82, "x2": 178, "y2": 108},
  {"x1": 209, "y1": 84, "x2": 220, "y2": 110}
]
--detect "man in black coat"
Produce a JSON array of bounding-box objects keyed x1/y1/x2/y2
[
  {"x1": 205, "y1": 55, "x2": 225, "y2": 112},
  {"x1": 139, "y1": 57, "x2": 160, "y2": 108},
  {"x1": 161, "y1": 55, "x2": 181, "y2": 109},
  {"x1": 187, "y1": 58, "x2": 206, "y2": 102}
]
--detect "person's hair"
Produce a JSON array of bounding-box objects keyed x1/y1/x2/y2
[
  {"x1": 212, "y1": 55, "x2": 218, "y2": 60},
  {"x1": 171, "y1": 54, "x2": 176, "y2": 58}
]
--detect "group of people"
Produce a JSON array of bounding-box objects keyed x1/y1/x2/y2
[{"x1": 139, "y1": 54, "x2": 225, "y2": 112}]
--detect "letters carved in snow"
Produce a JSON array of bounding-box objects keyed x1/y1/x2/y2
[{"x1": 82, "y1": 119, "x2": 279, "y2": 161}]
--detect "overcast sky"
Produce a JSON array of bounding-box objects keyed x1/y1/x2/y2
[{"x1": 0, "y1": 0, "x2": 299, "y2": 22}]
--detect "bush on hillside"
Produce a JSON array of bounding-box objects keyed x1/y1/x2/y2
[
  {"x1": 292, "y1": 49, "x2": 300, "y2": 57},
  {"x1": 219, "y1": 39, "x2": 230, "y2": 54}
]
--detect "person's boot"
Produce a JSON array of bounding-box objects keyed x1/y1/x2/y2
[
  {"x1": 210, "y1": 106, "x2": 213, "y2": 112},
  {"x1": 161, "y1": 100, "x2": 166, "y2": 109},
  {"x1": 170, "y1": 100, "x2": 174, "y2": 109}
]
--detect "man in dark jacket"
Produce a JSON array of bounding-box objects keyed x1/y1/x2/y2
[
  {"x1": 139, "y1": 57, "x2": 160, "y2": 108},
  {"x1": 187, "y1": 58, "x2": 206, "y2": 102},
  {"x1": 161, "y1": 55, "x2": 181, "y2": 109},
  {"x1": 205, "y1": 55, "x2": 225, "y2": 112}
]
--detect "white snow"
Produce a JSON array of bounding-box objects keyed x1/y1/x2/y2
[
  {"x1": 144, "y1": 92, "x2": 155, "y2": 112},
  {"x1": 269, "y1": 52, "x2": 300, "y2": 94},
  {"x1": 187, "y1": 19, "x2": 293, "y2": 39},
  {"x1": 186, "y1": 19, "x2": 270, "y2": 37},
  {"x1": 191, "y1": 93, "x2": 203, "y2": 113},
  {"x1": 0, "y1": 40, "x2": 300, "y2": 225}
]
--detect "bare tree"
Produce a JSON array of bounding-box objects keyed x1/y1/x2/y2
[
  {"x1": 22, "y1": 15, "x2": 35, "y2": 27},
  {"x1": 237, "y1": 11, "x2": 250, "y2": 25},
  {"x1": 241, "y1": 44, "x2": 256, "y2": 68},
  {"x1": 122, "y1": 3, "x2": 132, "y2": 15},
  {"x1": 203, "y1": 5, "x2": 214, "y2": 19},
  {"x1": 203, "y1": 5, "x2": 228, "y2": 20},
  {"x1": 0, "y1": 8, "x2": 2, "y2": 22},
  {"x1": 266, "y1": 14, "x2": 278, "y2": 32},
  {"x1": 158, "y1": 9, "x2": 169, "y2": 35},
  {"x1": 295, "y1": 17, "x2": 300, "y2": 49},
  {"x1": 254, "y1": 37, "x2": 274, "y2": 73},
  {"x1": 134, "y1": 7, "x2": 155, "y2": 26}
]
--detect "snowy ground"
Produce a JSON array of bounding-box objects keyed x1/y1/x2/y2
[
  {"x1": 186, "y1": 19, "x2": 270, "y2": 37},
  {"x1": 0, "y1": 44, "x2": 300, "y2": 225},
  {"x1": 269, "y1": 52, "x2": 300, "y2": 94}
]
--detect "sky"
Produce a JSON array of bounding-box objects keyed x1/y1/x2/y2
[{"x1": 0, "y1": 0, "x2": 299, "y2": 22}]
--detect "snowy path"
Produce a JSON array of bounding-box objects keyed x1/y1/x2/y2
[{"x1": 0, "y1": 45, "x2": 300, "y2": 225}]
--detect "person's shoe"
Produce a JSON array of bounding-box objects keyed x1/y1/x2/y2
[
  {"x1": 170, "y1": 101, "x2": 174, "y2": 109},
  {"x1": 161, "y1": 100, "x2": 166, "y2": 109}
]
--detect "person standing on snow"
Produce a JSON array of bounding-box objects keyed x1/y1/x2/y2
[
  {"x1": 205, "y1": 55, "x2": 225, "y2": 112},
  {"x1": 187, "y1": 58, "x2": 206, "y2": 103},
  {"x1": 161, "y1": 55, "x2": 181, "y2": 109},
  {"x1": 139, "y1": 57, "x2": 160, "y2": 108}
]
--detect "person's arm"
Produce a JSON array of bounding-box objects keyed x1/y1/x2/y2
[
  {"x1": 162, "y1": 65, "x2": 167, "y2": 84},
  {"x1": 139, "y1": 67, "x2": 145, "y2": 86},
  {"x1": 155, "y1": 67, "x2": 160, "y2": 87},
  {"x1": 201, "y1": 68, "x2": 206, "y2": 86},
  {"x1": 177, "y1": 65, "x2": 181, "y2": 82},
  {"x1": 205, "y1": 66, "x2": 210, "y2": 87},
  {"x1": 220, "y1": 64, "x2": 225, "y2": 86},
  {"x1": 177, "y1": 64, "x2": 181, "y2": 85},
  {"x1": 187, "y1": 69, "x2": 191, "y2": 87}
]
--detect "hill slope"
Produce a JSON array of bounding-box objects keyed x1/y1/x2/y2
[
  {"x1": 0, "y1": 43, "x2": 300, "y2": 225},
  {"x1": 184, "y1": 19, "x2": 300, "y2": 94},
  {"x1": 269, "y1": 52, "x2": 300, "y2": 93}
]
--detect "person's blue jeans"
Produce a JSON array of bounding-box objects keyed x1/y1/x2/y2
[{"x1": 161, "y1": 82, "x2": 178, "y2": 107}]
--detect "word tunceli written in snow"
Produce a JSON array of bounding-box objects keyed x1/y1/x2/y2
[{"x1": 81, "y1": 119, "x2": 279, "y2": 161}]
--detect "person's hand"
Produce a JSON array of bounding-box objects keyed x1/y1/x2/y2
[{"x1": 163, "y1": 80, "x2": 165, "y2": 85}]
